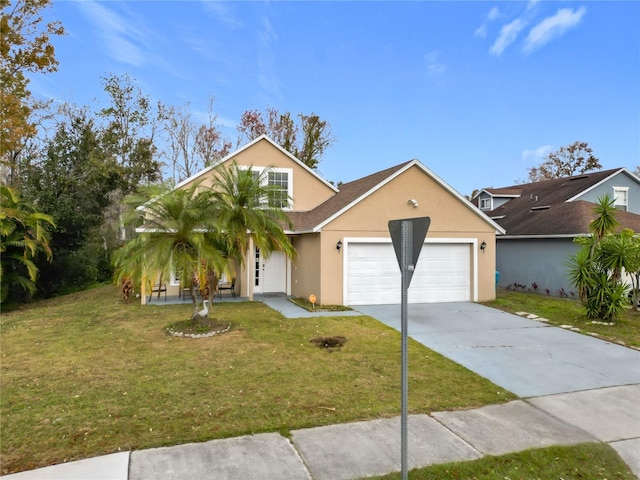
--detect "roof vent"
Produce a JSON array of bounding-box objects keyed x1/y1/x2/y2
[
  {"x1": 569, "y1": 175, "x2": 589, "y2": 180},
  {"x1": 530, "y1": 205, "x2": 550, "y2": 211}
]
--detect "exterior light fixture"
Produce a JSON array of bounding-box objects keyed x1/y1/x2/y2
[
  {"x1": 336, "y1": 240, "x2": 342, "y2": 251},
  {"x1": 407, "y1": 199, "x2": 419, "y2": 207},
  {"x1": 480, "y1": 240, "x2": 487, "y2": 252}
]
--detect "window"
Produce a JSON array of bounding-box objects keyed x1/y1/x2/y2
[
  {"x1": 243, "y1": 166, "x2": 292, "y2": 209},
  {"x1": 268, "y1": 171, "x2": 289, "y2": 208},
  {"x1": 613, "y1": 187, "x2": 629, "y2": 211},
  {"x1": 479, "y1": 197, "x2": 491, "y2": 210}
]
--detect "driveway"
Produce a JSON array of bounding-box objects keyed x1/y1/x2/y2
[{"x1": 355, "y1": 302, "x2": 640, "y2": 397}]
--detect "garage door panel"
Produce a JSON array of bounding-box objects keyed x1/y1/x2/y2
[{"x1": 346, "y1": 242, "x2": 471, "y2": 305}]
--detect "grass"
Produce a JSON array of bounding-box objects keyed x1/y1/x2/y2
[
  {"x1": 368, "y1": 443, "x2": 636, "y2": 479},
  {"x1": 0, "y1": 285, "x2": 514, "y2": 474},
  {"x1": 289, "y1": 296, "x2": 353, "y2": 312},
  {"x1": 484, "y1": 289, "x2": 640, "y2": 349}
]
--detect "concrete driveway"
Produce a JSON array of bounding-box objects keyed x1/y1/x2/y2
[{"x1": 355, "y1": 302, "x2": 640, "y2": 397}]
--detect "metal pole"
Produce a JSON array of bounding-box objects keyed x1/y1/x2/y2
[{"x1": 400, "y1": 220, "x2": 412, "y2": 480}]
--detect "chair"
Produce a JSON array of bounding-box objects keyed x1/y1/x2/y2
[
  {"x1": 218, "y1": 279, "x2": 236, "y2": 299},
  {"x1": 148, "y1": 283, "x2": 167, "y2": 302},
  {"x1": 180, "y1": 285, "x2": 193, "y2": 302}
]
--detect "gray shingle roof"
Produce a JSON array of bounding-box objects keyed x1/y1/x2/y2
[{"x1": 486, "y1": 169, "x2": 640, "y2": 236}]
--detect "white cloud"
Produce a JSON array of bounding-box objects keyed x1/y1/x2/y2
[
  {"x1": 201, "y1": 1, "x2": 242, "y2": 28},
  {"x1": 257, "y1": 16, "x2": 282, "y2": 100},
  {"x1": 474, "y1": 24, "x2": 487, "y2": 39},
  {"x1": 474, "y1": 6, "x2": 500, "y2": 38},
  {"x1": 521, "y1": 145, "x2": 553, "y2": 162},
  {"x1": 74, "y1": 0, "x2": 176, "y2": 74},
  {"x1": 490, "y1": 18, "x2": 526, "y2": 56},
  {"x1": 524, "y1": 6, "x2": 586, "y2": 53},
  {"x1": 425, "y1": 51, "x2": 447, "y2": 76},
  {"x1": 76, "y1": 1, "x2": 142, "y2": 66},
  {"x1": 525, "y1": 0, "x2": 540, "y2": 14}
]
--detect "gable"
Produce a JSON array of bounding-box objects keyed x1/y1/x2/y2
[
  {"x1": 176, "y1": 136, "x2": 337, "y2": 211},
  {"x1": 321, "y1": 162, "x2": 503, "y2": 234},
  {"x1": 569, "y1": 169, "x2": 640, "y2": 214}
]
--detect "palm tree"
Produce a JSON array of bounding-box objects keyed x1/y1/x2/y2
[
  {"x1": 113, "y1": 182, "x2": 230, "y2": 317},
  {"x1": 590, "y1": 194, "x2": 620, "y2": 245},
  {"x1": 0, "y1": 185, "x2": 55, "y2": 303},
  {"x1": 209, "y1": 162, "x2": 296, "y2": 297},
  {"x1": 113, "y1": 161, "x2": 296, "y2": 313}
]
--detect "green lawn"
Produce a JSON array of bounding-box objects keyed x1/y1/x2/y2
[
  {"x1": 1, "y1": 285, "x2": 514, "y2": 475},
  {"x1": 484, "y1": 289, "x2": 640, "y2": 349},
  {"x1": 368, "y1": 443, "x2": 636, "y2": 479}
]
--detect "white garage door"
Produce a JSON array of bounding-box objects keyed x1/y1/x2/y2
[{"x1": 346, "y1": 242, "x2": 471, "y2": 305}]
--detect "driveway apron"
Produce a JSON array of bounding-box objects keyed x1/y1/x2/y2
[{"x1": 355, "y1": 302, "x2": 640, "y2": 397}]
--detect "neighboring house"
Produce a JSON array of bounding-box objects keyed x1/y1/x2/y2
[
  {"x1": 473, "y1": 168, "x2": 640, "y2": 297},
  {"x1": 141, "y1": 135, "x2": 504, "y2": 306}
]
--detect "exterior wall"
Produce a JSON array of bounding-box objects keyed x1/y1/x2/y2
[
  {"x1": 317, "y1": 165, "x2": 498, "y2": 305},
  {"x1": 574, "y1": 171, "x2": 640, "y2": 214},
  {"x1": 496, "y1": 237, "x2": 580, "y2": 297},
  {"x1": 290, "y1": 234, "x2": 322, "y2": 300},
  {"x1": 179, "y1": 138, "x2": 336, "y2": 211}
]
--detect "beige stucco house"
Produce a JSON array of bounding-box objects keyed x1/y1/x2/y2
[{"x1": 141, "y1": 135, "x2": 504, "y2": 306}]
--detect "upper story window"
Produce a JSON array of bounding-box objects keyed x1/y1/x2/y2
[
  {"x1": 245, "y1": 166, "x2": 293, "y2": 209},
  {"x1": 268, "y1": 171, "x2": 290, "y2": 208},
  {"x1": 613, "y1": 187, "x2": 629, "y2": 211},
  {"x1": 479, "y1": 197, "x2": 491, "y2": 210}
]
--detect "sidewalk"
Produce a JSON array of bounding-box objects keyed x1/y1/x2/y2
[
  {"x1": 3, "y1": 299, "x2": 639, "y2": 479},
  {"x1": 4, "y1": 384, "x2": 639, "y2": 479}
]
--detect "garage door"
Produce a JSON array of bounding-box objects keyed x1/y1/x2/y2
[{"x1": 346, "y1": 241, "x2": 471, "y2": 305}]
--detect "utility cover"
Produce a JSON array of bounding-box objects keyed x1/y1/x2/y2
[{"x1": 388, "y1": 217, "x2": 431, "y2": 287}]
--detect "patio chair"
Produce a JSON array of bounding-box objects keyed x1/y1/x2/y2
[
  {"x1": 218, "y1": 279, "x2": 236, "y2": 299},
  {"x1": 148, "y1": 282, "x2": 167, "y2": 302}
]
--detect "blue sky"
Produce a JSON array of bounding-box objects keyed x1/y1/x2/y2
[{"x1": 31, "y1": 0, "x2": 639, "y2": 196}]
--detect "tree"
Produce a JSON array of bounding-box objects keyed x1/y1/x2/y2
[
  {"x1": 209, "y1": 161, "x2": 296, "y2": 266},
  {"x1": 236, "y1": 107, "x2": 334, "y2": 169},
  {"x1": 297, "y1": 113, "x2": 333, "y2": 169},
  {"x1": 114, "y1": 161, "x2": 297, "y2": 316},
  {"x1": 527, "y1": 141, "x2": 601, "y2": 182},
  {"x1": 164, "y1": 97, "x2": 231, "y2": 184},
  {"x1": 99, "y1": 73, "x2": 166, "y2": 193},
  {"x1": 567, "y1": 195, "x2": 631, "y2": 321},
  {"x1": 1, "y1": 0, "x2": 64, "y2": 172},
  {"x1": 18, "y1": 106, "x2": 119, "y2": 295},
  {"x1": 0, "y1": 183, "x2": 54, "y2": 303},
  {"x1": 113, "y1": 182, "x2": 229, "y2": 320}
]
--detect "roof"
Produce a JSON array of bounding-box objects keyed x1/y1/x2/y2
[
  {"x1": 286, "y1": 160, "x2": 505, "y2": 234},
  {"x1": 484, "y1": 168, "x2": 640, "y2": 237}
]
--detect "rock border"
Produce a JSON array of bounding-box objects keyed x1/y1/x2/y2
[{"x1": 166, "y1": 323, "x2": 231, "y2": 339}]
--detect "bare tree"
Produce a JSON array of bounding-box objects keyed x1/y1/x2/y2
[
  {"x1": 236, "y1": 107, "x2": 334, "y2": 169},
  {"x1": 164, "y1": 97, "x2": 231, "y2": 184},
  {"x1": 527, "y1": 141, "x2": 601, "y2": 182}
]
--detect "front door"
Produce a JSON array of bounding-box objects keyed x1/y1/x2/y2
[{"x1": 254, "y1": 248, "x2": 287, "y2": 294}]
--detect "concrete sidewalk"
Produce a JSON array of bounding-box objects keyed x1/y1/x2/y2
[{"x1": 4, "y1": 384, "x2": 639, "y2": 479}]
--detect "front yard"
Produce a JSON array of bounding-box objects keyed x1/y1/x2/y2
[
  {"x1": 484, "y1": 289, "x2": 640, "y2": 349},
  {"x1": 1, "y1": 285, "x2": 513, "y2": 474}
]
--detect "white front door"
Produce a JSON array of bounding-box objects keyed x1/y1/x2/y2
[{"x1": 254, "y1": 248, "x2": 287, "y2": 294}]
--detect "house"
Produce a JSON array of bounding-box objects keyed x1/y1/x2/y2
[
  {"x1": 474, "y1": 168, "x2": 640, "y2": 296},
  {"x1": 141, "y1": 135, "x2": 504, "y2": 306}
]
